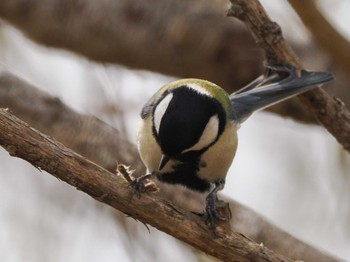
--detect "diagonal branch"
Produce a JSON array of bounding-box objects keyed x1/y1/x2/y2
[
  {"x1": 0, "y1": 70, "x2": 340, "y2": 261},
  {"x1": 228, "y1": 0, "x2": 350, "y2": 153},
  {"x1": 0, "y1": 108, "x2": 298, "y2": 262}
]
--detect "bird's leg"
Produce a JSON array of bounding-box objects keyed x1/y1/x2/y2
[{"x1": 203, "y1": 179, "x2": 227, "y2": 233}]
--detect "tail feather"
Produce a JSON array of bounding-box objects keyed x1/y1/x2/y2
[{"x1": 229, "y1": 65, "x2": 333, "y2": 123}]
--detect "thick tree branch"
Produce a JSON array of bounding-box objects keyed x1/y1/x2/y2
[
  {"x1": 228, "y1": 0, "x2": 350, "y2": 153},
  {"x1": 0, "y1": 108, "x2": 298, "y2": 262},
  {"x1": 0, "y1": 71, "x2": 340, "y2": 261}
]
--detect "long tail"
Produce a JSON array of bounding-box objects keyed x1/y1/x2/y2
[{"x1": 229, "y1": 65, "x2": 333, "y2": 123}]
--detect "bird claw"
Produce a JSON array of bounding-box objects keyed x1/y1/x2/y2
[
  {"x1": 130, "y1": 177, "x2": 144, "y2": 199},
  {"x1": 129, "y1": 173, "x2": 158, "y2": 200},
  {"x1": 193, "y1": 179, "x2": 229, "y2": 235},
  {"x1": 203, "y1": 195, "x2": 227, "y2": 235}
]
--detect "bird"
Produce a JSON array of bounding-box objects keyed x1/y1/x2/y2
[{"x1": 135, "y1": 64, "x2": 333, "y2": 231}]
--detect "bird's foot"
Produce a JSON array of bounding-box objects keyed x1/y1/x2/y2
[
  {"x1": 130, "y1": 176, "x2": 146, "y2": 198},
  {"x1": 116, "y1": 164, "x2": 157, "y2": 199},
  {"x1": 195, "y1": 179, "x2": 231, "y2": 236},
  {"x1": 203, "y1": 194, "x2": 227, "y2": 235},
  {"x1": 129, "y1": 173, "x2": 157, "y2": 198}
]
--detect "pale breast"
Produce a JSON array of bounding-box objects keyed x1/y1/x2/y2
[{"x1": 197, "y1": 122, "x2": 238, "y2": 182}]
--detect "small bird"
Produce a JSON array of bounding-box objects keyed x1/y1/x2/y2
[{"x1": 136, "y1": 65, "x2": 333, "y2": 230}]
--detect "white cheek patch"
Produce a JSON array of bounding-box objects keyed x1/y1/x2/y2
[
  {"x1": 153, "y1": 93, "x2": 173, "y2": 134},
  {"x1": 183, "y1": 114, "x2": 219, "y2": 153}
]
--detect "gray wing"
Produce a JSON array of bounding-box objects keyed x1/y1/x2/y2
[{"x1": 140, "y1": 95, "x2": 157, "y2": 119}]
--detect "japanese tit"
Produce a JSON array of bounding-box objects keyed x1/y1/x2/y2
[{"x1": 136, "y1": 65, "x2": 333, "y2": 230}]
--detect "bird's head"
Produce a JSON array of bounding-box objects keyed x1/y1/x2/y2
[{"x1": 145, "y1": 79, "x2": 231, "y2": 168}]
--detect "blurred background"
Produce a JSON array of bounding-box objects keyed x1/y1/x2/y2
[{"x1": 0, "y1": 0, "x2": 350, "y2": 261}]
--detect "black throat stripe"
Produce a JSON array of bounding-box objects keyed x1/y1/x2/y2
[{"x1": 156, "y1": 159, "x2": 211, "y2": 192}]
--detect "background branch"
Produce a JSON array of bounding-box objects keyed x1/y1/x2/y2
[
  {"x1": 228, "y1": 0, "x2": 350, "y2": 153},
  {"x1": 1, "y1": 0, "x2": 347, "y2": 123},
  {"x1": 0, "y1": 71, "x2": 143, "y2": 173},
  {"x1": 0, "y1": 0, "x2": 263, "y2": 89},
  {"x1": 0, "y1": 70, "x2": 339, "y2": 261}
]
